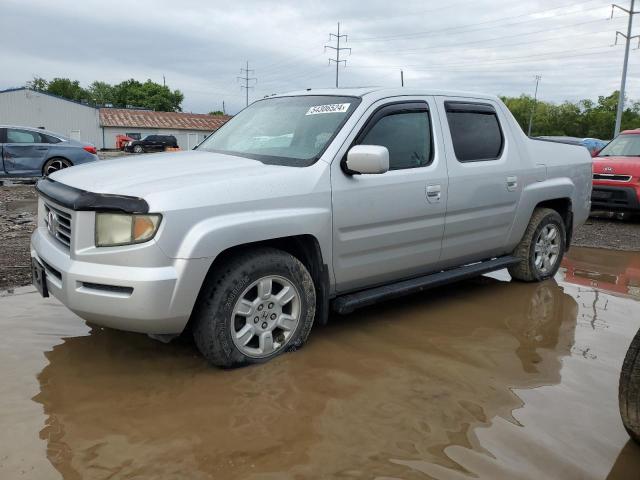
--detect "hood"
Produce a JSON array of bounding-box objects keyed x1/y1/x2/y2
[
  {"x1": 48, "y1": 150, "x2": 326, "y2": 212},
  {"x1": 592, "y1": 156, "x2": 640, "y2": 175},
  {"x1": 50, "y1": 150, "x2": 293, "y2": 197}
]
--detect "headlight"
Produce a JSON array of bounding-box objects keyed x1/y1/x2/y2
[
  {"x1": 127, "y1": 141, "x2": 133, "y2": 146},
  {"x1": 95, "y1": 213, "x2": 162, "y2": 247}
]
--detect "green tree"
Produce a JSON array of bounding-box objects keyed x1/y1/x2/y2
[
  {"x1": 88, "y1": 81, "x2": 115, "y2": 105},
  {"x1": 27, "y1": 76, "x2": 49, "y2": 91},
  {"x1": 24, "y1": 76, "x2": 184, "y2": 111},
  {"x1": 46, "y1": 78, "x2": 91, "y2": 103},
  {"x1": 502, "y1": 91, "x2": 640, "y2": 140},
  {"x1": 208, "y1": 110, "x2": 225, "y2": 115}
]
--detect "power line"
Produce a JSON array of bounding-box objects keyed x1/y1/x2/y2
[
  {"x1": 363, "y1": 16, "x2": 621, "y2": 56},
  {"x1": 325, "y1": 22, "x2": 351, "y2": 88},
  {"x1": 237, "y1": 61, "x2": 257, "y2": 107},
  {"x1": 347, "y1": 44, "x2": 615, "y2": 70},
  {"x1": 351, "y1": 0, "x2": 610, "y2": 43},
  {"x1": 612, "y1": 1, "x2": 640, "y2": 136}
]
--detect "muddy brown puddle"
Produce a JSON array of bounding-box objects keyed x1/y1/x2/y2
[{"x1": 1, "y1": 246, "x2": 639, "y2": 479}]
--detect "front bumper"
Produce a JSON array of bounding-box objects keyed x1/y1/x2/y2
[
  {"x1": 30, "y1": 227, "x2": 208, "y2": 334},
  {"x1": 591, "y1": 185, "x2": 640, "y2": 212}
]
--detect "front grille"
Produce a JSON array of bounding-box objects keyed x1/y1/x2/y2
[
  {"x1": 593, "y1": 173, "x2": 632, "y2": 182},
  {"x1": 43, "y1": 202, "x2": 73, "y2": 248}
]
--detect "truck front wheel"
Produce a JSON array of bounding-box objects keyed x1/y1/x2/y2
[
  {"x1": 509, "y1": 208, "x2": 566, "y2": 282},
  {"x1": 192, "y1": 248, "x2": 316, "y2": 368}
]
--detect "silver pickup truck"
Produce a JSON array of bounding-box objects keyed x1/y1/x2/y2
[{"x1": 31, "y1": 88, "x2": 592, "y2": 367}]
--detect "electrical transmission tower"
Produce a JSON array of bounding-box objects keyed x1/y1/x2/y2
[
  {"x1": 325, "y1": 22, "x2": 351, "y2": 88},
  {"x1": 612, "y1": 1, "x2": 640, "y2": 136},
  {"x1": 237, "y1": 61, "x2": 257, "y2": 107}
]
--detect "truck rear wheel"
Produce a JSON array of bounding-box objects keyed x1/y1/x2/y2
[
  {"x1": 509, "y1": 208, "x2": 566, "y2": 282},
  {"x1": 192, "y1": 248, "x2": 316, "y2": 368},
  {"x1": 620, "y1": 328, "x2": 640, "y2": 443}
]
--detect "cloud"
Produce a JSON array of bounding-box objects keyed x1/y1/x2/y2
[{"x1": 0, "y1": 0, "x2": 634, "y2": 113}]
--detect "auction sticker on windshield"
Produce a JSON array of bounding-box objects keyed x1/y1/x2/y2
[{"x1": 306, "y1": 103, "x2": 351, "y2": 115}]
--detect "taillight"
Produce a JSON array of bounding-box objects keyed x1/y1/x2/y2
[{"x1": 83, "y1": 146, "x2": 97, "y2": 154}]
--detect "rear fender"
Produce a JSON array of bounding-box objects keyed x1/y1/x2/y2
[{"x1": 506, "y1": 177, "x2": 575, "y2": 249}]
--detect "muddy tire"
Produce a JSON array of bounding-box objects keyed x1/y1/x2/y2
[
  {"x1": 620, "y1": 328, "x2": 640, "y2": 443},
  {"x1": 509, "y1": 208, "x2": 566, "y2": 282},
  {"x1": 192, "y1": 248, "x2": 316, "y2": 368}
]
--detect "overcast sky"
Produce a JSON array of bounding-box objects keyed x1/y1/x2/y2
[{"x1": 1, "y1": 0, "x2": 638, "y2": 114}]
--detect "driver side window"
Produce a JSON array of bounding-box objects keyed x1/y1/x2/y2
[{"x1": 359, "y1": 109, "x2": 432, "y2": 170}]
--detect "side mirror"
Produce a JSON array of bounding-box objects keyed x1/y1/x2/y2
[{"x1": 346, "y1": 145, "x2": 389, "y2": 175}]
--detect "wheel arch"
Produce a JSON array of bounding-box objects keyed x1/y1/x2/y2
[
  {"x1": 507, "y1": 177, "x2": 576, "y2": 251},
  {"x1": 186, "y1": 234, "x2": 331, "y2": 333},
  {"x1": 534, "y1": 197, "x2": 573, "y2": 249}
]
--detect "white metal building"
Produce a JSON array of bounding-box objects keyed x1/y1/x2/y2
[
  {"x1": 0, "y1": 87, "x2": 102, "y2": 147},
  {"x1": 0, "y1": 87, "x2": 230, "y2": 150}
]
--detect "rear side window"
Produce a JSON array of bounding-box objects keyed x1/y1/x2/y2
[
  {"x1": 42, "y1": 133, "x2": 61, "y2": 144},
  {"x1": 445, "y1": 102, "x2": 503, "y2": 162},
  {"x1": 358, "y1": 108, "x2": 432, "y2": 170}
]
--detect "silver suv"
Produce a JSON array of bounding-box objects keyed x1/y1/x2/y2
[{"x1": 31, "y1": 88, "x2": 592, "y2": 367}]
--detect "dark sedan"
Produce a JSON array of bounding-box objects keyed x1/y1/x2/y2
[{"x1": 0, "y1": 125, "x2": 98, "y2": 177}]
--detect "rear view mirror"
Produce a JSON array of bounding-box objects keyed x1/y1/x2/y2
[{"x1": 346, "y1": 145, "x2": 389, "y2": 174}]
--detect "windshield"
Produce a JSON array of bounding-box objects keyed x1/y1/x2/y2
[
  {"x1": 197, "y1": 95, "x2": 361, "y2": 166},
  {"x1": 598, "y1": 134, "x2": 640, "y2": 157}
]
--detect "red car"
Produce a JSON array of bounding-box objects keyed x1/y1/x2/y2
[{"x1": 591, "y1": 129, "x2": 640, "y2": 212}]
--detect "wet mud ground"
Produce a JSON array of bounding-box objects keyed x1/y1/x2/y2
[{"x1": 1, "y1": 247, "x2": 640, "y2": 479}]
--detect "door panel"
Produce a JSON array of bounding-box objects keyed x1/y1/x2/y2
[
  {"x1": 331, "y1": 97, "x2": 448, "y2": 293},
  {"x1": 436, "y1": 97, "x2": 522, "y2": 268},
  {"x1": 4, "y1": 129, "x2": 49, "y2": 174}
]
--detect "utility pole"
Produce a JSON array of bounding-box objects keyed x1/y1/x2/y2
[
  {"x1": 527, "y1": 75, "x2": 541, "y2": 137},
  {"x1": 400, "y1": 70, "x2": 404, "y2": 87},
  {"x1": 612, "y1": 1, "x2": 640, "y2": 136},
  {"x1": 325, "y1": 22, "x2": 351, "y2": 88},
  {"x1": 237, "y1": 61, "x2": 257, "y2": 107},
  {"x1": 162, "y1": 75, "x2": 166, "y2": 87},
  {"x1": 222, "y1": 100, "x2": 226, "y2": 115}
]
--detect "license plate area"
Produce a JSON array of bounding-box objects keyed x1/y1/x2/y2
[{"x1": 31, "y1": 258, "x2": 49, "y2": 298}]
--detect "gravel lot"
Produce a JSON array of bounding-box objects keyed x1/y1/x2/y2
[{"x1": 1, "y1": 176, "x2": 639, "y2": 289}]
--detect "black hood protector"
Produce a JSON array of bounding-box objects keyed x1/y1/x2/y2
[{"x1": 36, "y1": 178, "x2": 149, "y2": 214}]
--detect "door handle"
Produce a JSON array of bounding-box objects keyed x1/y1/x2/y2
[
  {"x1": 426, "y1": 184, "x2": 441, "y2": 203},
  {"x1": 506, "y1": 176, "x2": 518, "y2": 191}
]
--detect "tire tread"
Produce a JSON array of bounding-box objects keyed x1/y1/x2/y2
[
  {"x1": 192, "y1": 247, "x2": 315, "y2": 368},
  {"x1": 509, "y1": 208, "x2": 565, "y2": 282}
]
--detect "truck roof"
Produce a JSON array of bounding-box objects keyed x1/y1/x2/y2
[{"x1": 272, "y1": 87, "x2": 500, "y2": 102}]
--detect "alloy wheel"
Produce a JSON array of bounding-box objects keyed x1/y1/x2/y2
[
  {"x1": 45, "y1": 159, "x2": 71, "y2": 176},
  {"x1": 534, "y1": 224, "x2": 561, "y2": 274},
  {"x1": 230, "y1": 275, "x2": 301, "y2": 358}
]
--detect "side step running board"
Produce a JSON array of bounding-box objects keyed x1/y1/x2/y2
[{"x1": 332, "y1": 256, "x2": 520, "y2": 315}]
